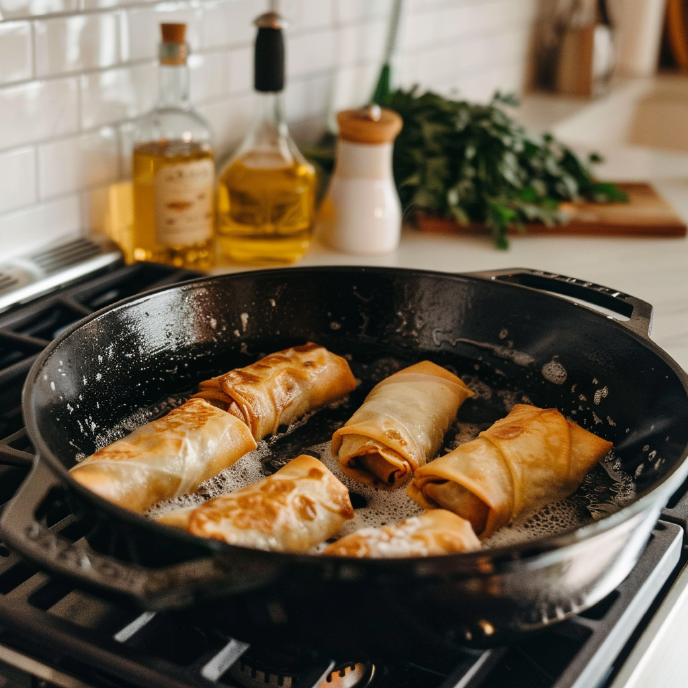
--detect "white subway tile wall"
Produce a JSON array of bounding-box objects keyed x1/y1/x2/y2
[
  {"x1": 0, "y1": 22, "x2": 33, "y2": 84},
  {"x1": 38, "y1": 127, "x2": 119, "y2": 198},
  {"x1": 34, "y1": 12, "x2": 120, "y2": 76},
  {"x1": 0, "y1": 78, "x2": 79, "y2": 149},
  {"x1": 0, "y1": 0, "x2": 537, "y2": 260},
  {"x1": 0, "y1": 147, "x2": 37, "y2": 214}
]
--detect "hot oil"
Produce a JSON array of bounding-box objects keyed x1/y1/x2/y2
[
  {"x1": 483, "y1": 453, "x2": 635, "y2": 548},
  {"x1": 143, "y1": 353, "x2": 636, "y2": 549},
  {"x1": 316, "y1": 441, "x2": 425, "y2": 540}
]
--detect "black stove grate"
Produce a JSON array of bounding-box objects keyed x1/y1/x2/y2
[
  {"x1": 0, "y1": 261, "x2": 684, "y2": 688},
  {"x1": 0, "y1": 519, "x2": 680, "y2": 688}
]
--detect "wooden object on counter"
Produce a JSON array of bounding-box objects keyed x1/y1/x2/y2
[
  {"x1": 666, "y1": 0, "x2": 688, "y2": 71},
  {"x1": 553, "y1": 0, "x2": 614, "y2": 98},
  {"x1": 556, "y1": 23, "x2": 596, "y2": 96},
  {"x1": 414, "y1": 183, "x2": 688, "y2": 238}
]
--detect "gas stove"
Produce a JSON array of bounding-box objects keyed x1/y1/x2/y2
[{"x1": 0, "y1": 237, "x2": 687, "y2": 688}]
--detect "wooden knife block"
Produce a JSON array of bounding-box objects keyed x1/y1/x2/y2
[{"x1": 556, "y1": 24, "x2": 596, "y2": 97}]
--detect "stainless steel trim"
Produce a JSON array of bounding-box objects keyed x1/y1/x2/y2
[
  {"x1": 0, "y1": 642, "x2": 96, "y2": 688},
  {"x1": 571, "y1": 522, "x2": 683, "y2": 688},
  {"x1": 609, "y1": 559, "x2": 688, "y2": 688},
  {"x1": 113, "y1": 611, "x2": 156, "y2": 643},
  {"x1": 0, "y1": 235, "x2": 123, "y2": 313},
  {"x1": 200, "y1": 638, "x2": 249, "y2": 682},
  {"x1": 454, "y1": 650, "x2": 501, "y2": 688}
]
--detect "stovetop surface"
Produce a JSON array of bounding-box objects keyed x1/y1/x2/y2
[{"x1": 0, "y1": 260, "x2": 686, "y2": 688}]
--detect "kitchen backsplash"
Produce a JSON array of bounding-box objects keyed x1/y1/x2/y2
[{"x1": 0, "y1": 0, "x2": 536, "y2": 260}]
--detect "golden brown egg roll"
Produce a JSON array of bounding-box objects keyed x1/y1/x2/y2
[
  {"x1": 332, "y1": 361, "x2": 473, "y2": 489},
  {"x1": 157, "y1": 455, "x2": 354, "y2": 552},
  {"x1": 194, "y1": 343, "x2": 357, "y2": 441},
  {"x1": 407, "y1": 404, "x2": 613, "y2": 538},
  {"x1": 70, "y1": 398, "x2": 257, "y2": 513},
  {"x1": 322, "y1": 510, "x2": 480, "y2": 558}
]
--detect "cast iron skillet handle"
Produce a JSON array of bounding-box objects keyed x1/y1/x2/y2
[
  {"x1": 466, "y1": 267, "x2": 653, "y2": 339},
  {"x1": 0, "y1": 460, "x2": 272, "y2": 609}
]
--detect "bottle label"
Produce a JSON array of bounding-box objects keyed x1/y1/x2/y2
[{"x1": 155, "y1": 158, "x2": 214, "y2": 246}]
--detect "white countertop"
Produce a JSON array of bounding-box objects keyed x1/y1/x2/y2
[{"x1": 213, "y1": 76, "x2": 688, "y2": 373}]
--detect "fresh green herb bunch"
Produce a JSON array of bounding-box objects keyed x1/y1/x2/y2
[{"x1": 387, "y1": 88, "x2": 627, "y2": 249}]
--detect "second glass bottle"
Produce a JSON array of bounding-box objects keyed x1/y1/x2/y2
[{"x1": 216, "y1": 12, "x2": 316, "y2": 265}]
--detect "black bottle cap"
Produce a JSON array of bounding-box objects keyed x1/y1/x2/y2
[{"x1": 254, "y1": 12, "x2": 285, "y2": 93}]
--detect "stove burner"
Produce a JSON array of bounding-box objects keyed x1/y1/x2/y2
[
  {"x1": 228, "y1": 650, "x2": 375, "y2": 688},
  {"x1": 228, "y1": 659, "x2": 295, "y2": 688},
  {"x1": 321, "y1": 662, "x2": 375, "y2": 688}
]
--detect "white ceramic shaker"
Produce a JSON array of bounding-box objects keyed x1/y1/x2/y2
[{"x1": 317, "y1": 105, "x2": 403, "y2": 254}]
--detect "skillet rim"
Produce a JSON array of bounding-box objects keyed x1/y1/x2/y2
[{"x1": 20, "y1": 265, "x2": 688, "y2": 570}]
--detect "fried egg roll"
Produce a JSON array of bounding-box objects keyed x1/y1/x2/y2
[
  {"x1": 70, "y1": 398, "x2": 257, "y2": 513},
  {"x1": 157, "y1": 455, "x2": 354, "y2": 552},
  {"x1": 322, "y1": 510, "x2": 480, "y2": 558},
  {"x1": 332, "y1": 361, "x2": 473, "y2": 489},
  {"x1": 194, "y1": 343, "x2": 357, "y2": 441},
  {"x1": 408, "y1": 404, "x2": 613, "y2": 538}
]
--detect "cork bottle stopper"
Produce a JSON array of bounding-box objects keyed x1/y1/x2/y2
[
  {"x1": 337, "y1": 105, "x2": 403, "y2": 145},
  {"x1": 159, "y1": 23, "x2": 188, "y2": 65},
  {"x1": 161, "y1": 23, "x2": 186, "y2": 44}
]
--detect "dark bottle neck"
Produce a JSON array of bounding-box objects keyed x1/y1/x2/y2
[{"x1": 255, "y1": 25, "x2": 285, "y2": 93}]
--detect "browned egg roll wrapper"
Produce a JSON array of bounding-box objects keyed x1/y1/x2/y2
[
  {"x1": 70, "y1": 398, "x2": 257, "y2": 513},
  {"x1": 408, "y1": 404, "x2": 613, "y2": 538},
  {"x1": 157, "y1": 455, "x2": 354, "y2": 552},
  {"x1": 322, "y1": 510, "x2": 480, "y2": 558},
  {"x1": 332, "y1": 361, "x2": 473, "y2": 489},
  {"x1": 194, "y1": 343, "x2": 357, "y2": 441}
]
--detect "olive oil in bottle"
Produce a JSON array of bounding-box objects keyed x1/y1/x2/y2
[
  {"x1": 217, "y1": 150, "x2": 316, "y2": 264},
  {"x1": 216, "y1": 12, "x2": 316, "y2": 265},
  {"x1": 130, "y1": 23, "x2": 215, "y2": 269}
]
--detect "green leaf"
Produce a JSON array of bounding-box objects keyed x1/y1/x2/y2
[
  {"x1": 386, "y1": 86, "x2": 627, "y2": 248},
  {"x1": 589, "y1": 182, "x2": 628, "y2": 202}
]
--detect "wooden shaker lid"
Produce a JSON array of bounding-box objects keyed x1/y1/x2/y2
[{"x1": 337, "y1": 105, "x2": 403, "y2": 144}]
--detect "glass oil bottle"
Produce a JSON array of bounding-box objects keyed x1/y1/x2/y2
[
  {"x1": 216, "y1": 12, "x2": 316, "y2": 265},
  {"x1": 130, "y1": 23, "x2": 215, "y2": 269}
]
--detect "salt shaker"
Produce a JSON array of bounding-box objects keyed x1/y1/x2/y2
[{"x1": 317, "y1": 105, "x2": 403, "y2": 254}]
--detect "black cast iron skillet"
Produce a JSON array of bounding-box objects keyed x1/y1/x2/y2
[{"x1": 2, "y1": 266, "x2": 688, "y2": 661}]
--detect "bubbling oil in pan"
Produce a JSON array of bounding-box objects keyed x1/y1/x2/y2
[{"x1": 143, "y1": 352, "x2": 636, "y2": 550}]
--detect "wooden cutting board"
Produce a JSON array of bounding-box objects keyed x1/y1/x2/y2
[{"x1": 415, "y1": 183, "x2": 687, "y2": 238}]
